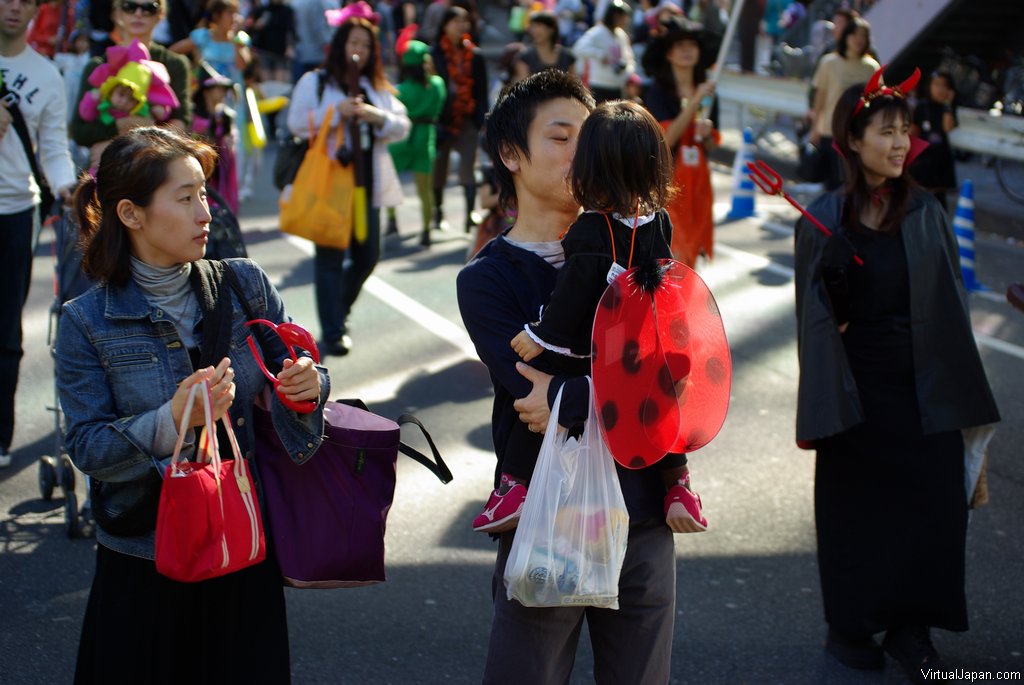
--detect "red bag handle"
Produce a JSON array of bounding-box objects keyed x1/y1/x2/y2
[{"x1": 244, "y1": 318, "x2": 320, "y2": 414}]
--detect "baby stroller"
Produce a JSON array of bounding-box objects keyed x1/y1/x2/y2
[
  {"x1": 37, "y1": 204, "x2": 94, "y2": 538},
  {"x1": 205, "y1": 185, "x2": 248, "y2": 260}
]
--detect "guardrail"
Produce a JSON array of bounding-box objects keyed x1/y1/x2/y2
[
  {"x1": 716, "y1": 71, "x2": 1024, "y2": 161},
  {"x1": 717, "y1": 72, "x2": 808, "y2": 118},
  {"x1": 950, "y1": 108, "x2": 1024, "y2": 161}
]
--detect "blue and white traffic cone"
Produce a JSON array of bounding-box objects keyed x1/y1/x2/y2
[
  {"x1": 953, "y1": 180, "x2": 988, "y2": 292},
  {"x1": 726, "y1": 127, "x2": 757, "y2": 220}
]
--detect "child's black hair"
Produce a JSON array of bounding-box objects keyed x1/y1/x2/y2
[{"x1": 571, "y1": 100, "x2": 674, "y2": 216}]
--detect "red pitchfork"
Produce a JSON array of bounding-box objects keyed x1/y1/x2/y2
[{"x1": 746, "y1": 160, "x2": 863, "y2": 266}]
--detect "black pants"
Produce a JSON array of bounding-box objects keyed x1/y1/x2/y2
[
  {"x1": 313, "y1": 207, "x2": 381, "y2": 343},
  {"x1": 0, "y1": 207, "x2": 34, "y2": 449},
  {"x1": 75, "y1": 544, "x2": 291, "y2": 684}
]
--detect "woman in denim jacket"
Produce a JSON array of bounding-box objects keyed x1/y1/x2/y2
[{"x1": 57, "y1": 127, "x2": 329, "y2": 684}]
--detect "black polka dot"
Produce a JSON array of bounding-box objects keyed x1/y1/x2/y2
[
  {"x1": 658, "y1": 364, "x2": 675, "y2": 398},
  {"x1": 621, "y1": 340, "x2": 641, "y2": 374},
  {"x1": 666, "y1": 352, "x2": 691, "y2": 381},
  {"x1": 669, "y1": 319, "x2": 690, "y2": 348},
  {"x1": 600, "y1": 284, "x2": 622, "y2": 310},
  {"x1": 639, "y1": 398, "x2": 660, "y2": 426},
  {"x1": 629, "y1": 456, "x2": 646, "y2": 468},
  {"x1": 706, "y1": 357, "x2": 727, "y2": 385},
  {"x1": 601, "y1": 401, "x2": 618, "y2": 431}
]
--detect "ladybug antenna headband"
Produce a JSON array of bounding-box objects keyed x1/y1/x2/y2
[{"x1": 853, "y1": 65, "x2": 921, "y2": 116}]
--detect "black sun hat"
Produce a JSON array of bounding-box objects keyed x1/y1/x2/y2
[{"x1": 641, "y1": 16, "x2": 721, "y2": 77}]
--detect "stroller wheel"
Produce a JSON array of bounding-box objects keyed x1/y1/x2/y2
[
  {"x1": 65, "y1": 491, "x2": 80, "y2": 539},
  {"x1": 38, "y1": 456, "x2": 57, "y2": 501},
  {"x1": 59, "y1": 454, "x2": 76, "y2": 493}
]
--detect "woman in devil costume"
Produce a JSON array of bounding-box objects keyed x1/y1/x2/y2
[{"x1": 794, "y1": 67, "x2": 1000, "y2": 680}]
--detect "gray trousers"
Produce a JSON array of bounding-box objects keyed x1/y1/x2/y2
[{"x1": 483, "y1": 521, "x2": 676, "y2": 685}]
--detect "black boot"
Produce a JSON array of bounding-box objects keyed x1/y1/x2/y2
[
  {"x1": 385, "y1": 213, "x2": 398, "y2": 236},
  {"x1": 882, "y1": 626, "x2": 945, "y2": 684},
  {"x1": 419, "y1": 228, "x2": 431, "y2": 247},
  {"x1": 433, "y1": 188, "x2": 446, "y2": 230},
  {"x1": 463, "y1": 183, "x2": 479, "y2": 232}
]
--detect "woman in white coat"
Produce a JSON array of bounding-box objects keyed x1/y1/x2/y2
[
  {"x1": 572, "y1": 0, "x2": 634, "y2": 101},
  {"x1": 287, "y1": 16, "x2": 410, "y2": 356}
]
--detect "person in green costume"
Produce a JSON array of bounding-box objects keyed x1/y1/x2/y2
[{"x1": 387, "y1": 39, "x2": 446, "y2": 247}]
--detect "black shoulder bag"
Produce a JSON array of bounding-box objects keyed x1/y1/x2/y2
[
  {"x1": 272, "y1": 70, "x2": 325, "y2": 190},
  {"x1": 1, "y1": 82, "x2": 57, "y2": 220}
]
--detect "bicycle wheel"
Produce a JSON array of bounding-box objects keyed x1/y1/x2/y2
[{"x1": 995, "y1": 157, "x2": 1024, "y2": 205}]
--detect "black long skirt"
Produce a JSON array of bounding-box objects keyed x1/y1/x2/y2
[
  {"x1": 815, "y1": 425, "x2": 968, "y2": 639},
  {"x1": 74, "y1": 543, "x2": 291, "y2": 684}
]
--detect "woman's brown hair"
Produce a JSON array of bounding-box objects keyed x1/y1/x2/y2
[
  {"x1": 837, "y1": 16, "x2": 871, "y2": 59},
  {"x1": 74, "y1": 127, "x2": 217, "y2": 286},
  {"x1": 832, "y1": 83, "x2": 914, "y2": 234},
  {"x1": 325, "y1": 18, "x2": 394, "y2": 94},
  {"x1": 571, "y1": 100, "x2": 674, "y2": 216}
]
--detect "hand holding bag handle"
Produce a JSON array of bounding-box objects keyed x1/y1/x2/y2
[
  {"x1": 156, "y1": 379, "x2": 266, "y2": 582},
  {"x1": 220, "y1": 264, "x2": 452, "y2": 485}
]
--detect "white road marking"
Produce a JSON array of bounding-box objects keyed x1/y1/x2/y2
[{"x1": 282, "y1": 234, "x2": 479, "y2": 360}]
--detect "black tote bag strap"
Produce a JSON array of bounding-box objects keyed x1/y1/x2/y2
[
  {"x1": 396, "y1": 413, "x2": 453, "y2": 484},
  {"x1": 336, "y1": 400, "x2": 452, "y2": 485}
]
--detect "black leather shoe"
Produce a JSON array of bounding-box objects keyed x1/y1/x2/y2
[
  {"x1": 824, "y1": 628, "x2": 885, "y2": 670},
  {"x1": 321, "y1": 334, "x2": 352, "y2": 357},
  {"x1": 883, "y1": 626, "x2": 945, "y2": 684}
]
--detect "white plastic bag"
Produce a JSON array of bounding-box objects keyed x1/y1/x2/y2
[{"x1": 504, "y1": 378, "x2": 630, "y2": 609}]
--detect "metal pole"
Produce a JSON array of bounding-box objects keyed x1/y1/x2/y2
[{"x1": 696, "y1": 0, "x2": 746, "y2": 139}]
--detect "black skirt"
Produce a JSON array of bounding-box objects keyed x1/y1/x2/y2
[
  {"x1": 815, "y1": 425, "x2": 967, "y2": 638},
  {"x1": 74, "y1": 544, "x2": 291, "y2": 685}
]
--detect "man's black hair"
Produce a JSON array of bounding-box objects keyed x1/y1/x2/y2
[{"x1": 484, "y1": 70, "x2": 595, "y2": 211}]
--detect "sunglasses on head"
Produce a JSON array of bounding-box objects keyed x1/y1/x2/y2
[{"x1": 120, "y1": 0, "x2": 160, "y2": 15}]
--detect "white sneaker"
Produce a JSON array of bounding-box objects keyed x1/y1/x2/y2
[{"x1": 0, "y1": 448, "x2": 11, "y2": 469}]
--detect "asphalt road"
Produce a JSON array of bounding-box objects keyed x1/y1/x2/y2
[{"x1": 1, "y1": 153, "x2": 1022, "y2": 685}]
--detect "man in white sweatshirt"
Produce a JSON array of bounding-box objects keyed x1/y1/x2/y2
[{"x1": 0, "y1": 0, "x2": 76, "y2": 468}]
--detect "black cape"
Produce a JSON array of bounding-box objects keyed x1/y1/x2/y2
[{"x1": 793, "y1": 188, "x2": 999, "y2": 443}]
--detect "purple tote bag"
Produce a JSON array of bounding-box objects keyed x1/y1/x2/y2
[{"x1": 253, "y1": 399, "x2": 451, "y2": 589}]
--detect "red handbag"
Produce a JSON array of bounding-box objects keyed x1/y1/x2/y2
[{"x1": 155, "y1": 380, "x2": 266, "y2": 583}]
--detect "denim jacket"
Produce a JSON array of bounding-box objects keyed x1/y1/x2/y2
[{"x1": 56, "y1": 258, "x2": 330, "y2": 559}]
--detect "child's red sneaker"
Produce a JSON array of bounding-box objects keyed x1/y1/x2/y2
[{"x1": 665, "y1": 477, "x2": 708, "y2": 533}]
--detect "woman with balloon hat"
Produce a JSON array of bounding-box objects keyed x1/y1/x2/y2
[{"x1": 641, "y1": 16, "x2": 721, "y2": 268}]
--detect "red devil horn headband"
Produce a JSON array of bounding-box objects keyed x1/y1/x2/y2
[{"x1": 853, "y1": 65, "x2": 921, "y2": 116}]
